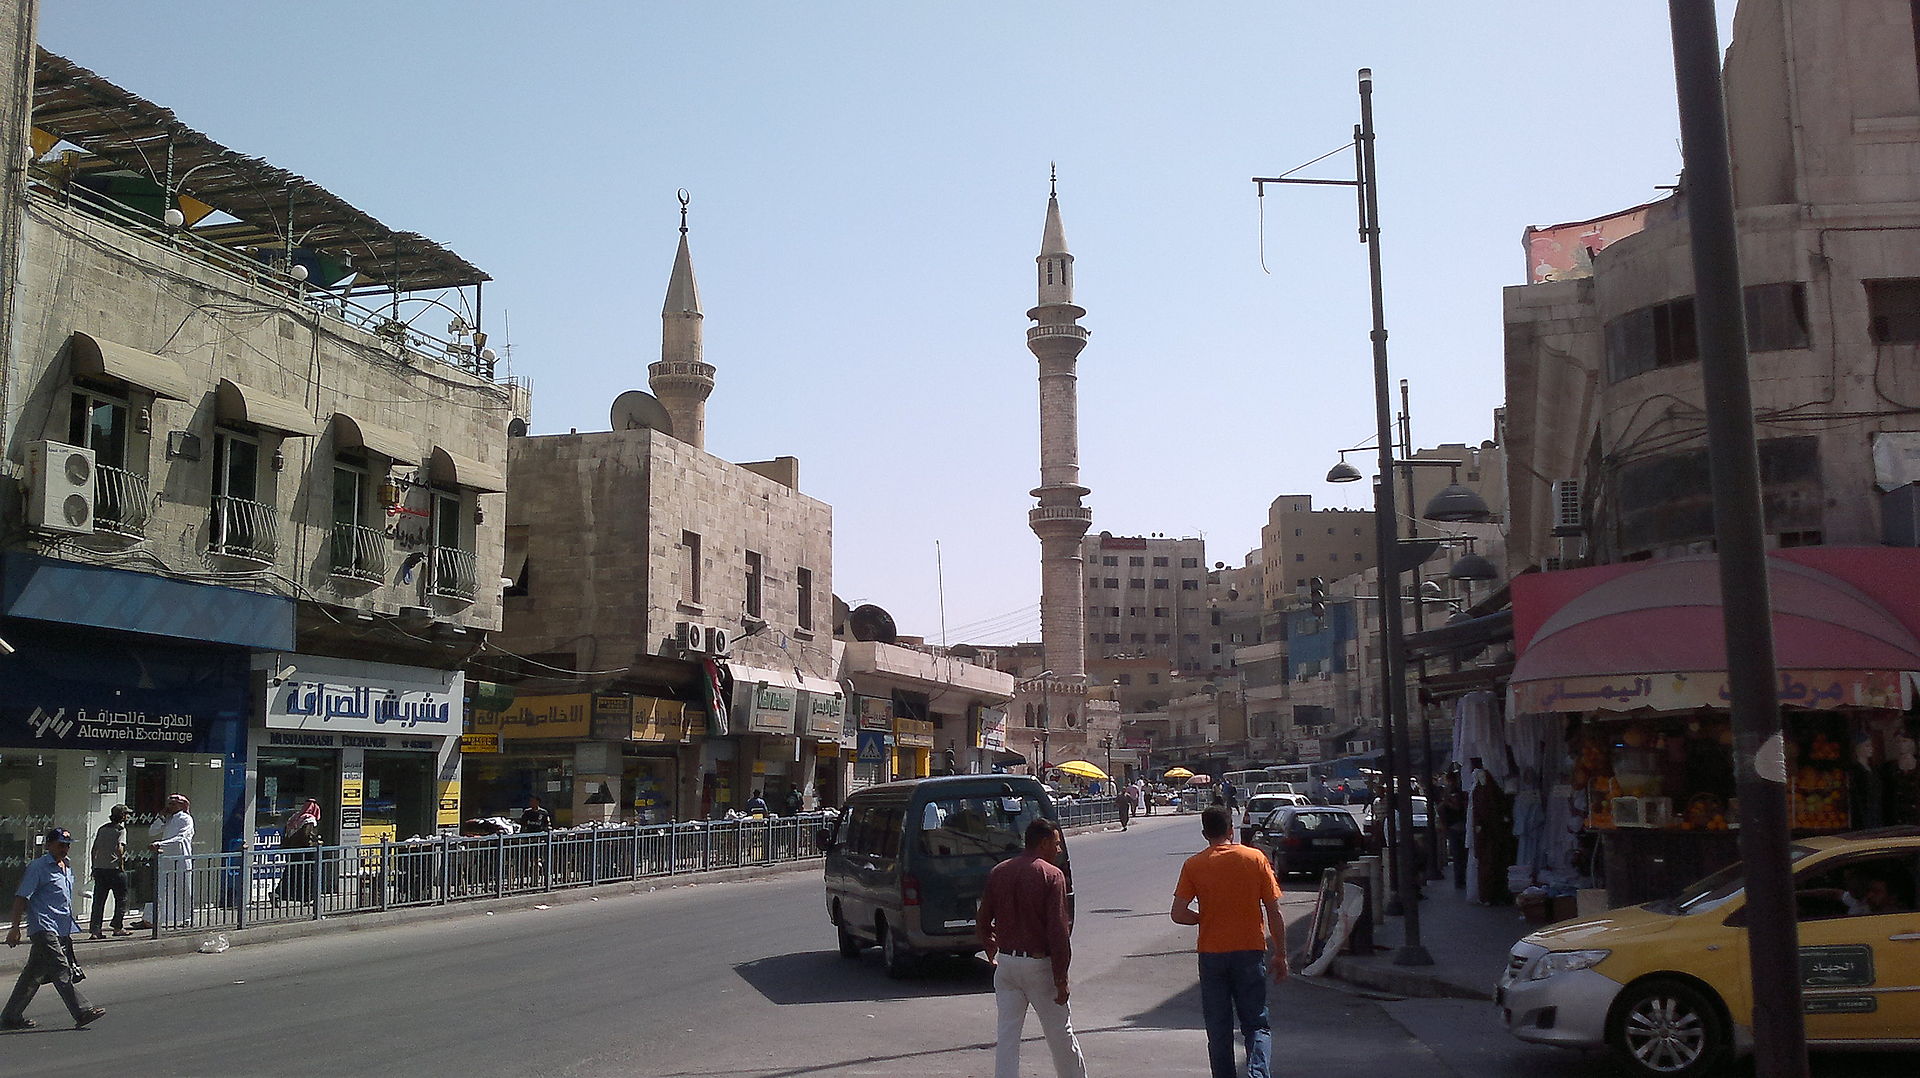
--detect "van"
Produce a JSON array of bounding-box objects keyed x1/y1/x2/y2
[{"x1": 820, "y1": 774, "x2": 1069, "y2": 977}]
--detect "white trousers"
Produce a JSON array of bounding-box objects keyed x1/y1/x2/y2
[{"x1": 994, "y1": 954, "x2": 1089, "y2": 1078}]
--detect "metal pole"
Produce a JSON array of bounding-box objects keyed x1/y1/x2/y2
[
  {"x1": 1400, "y1": 381, "x2": 1443, "y2": 881},
  {"x1": 1667, "y1": 5, "x2": 1805, "y2": 1075},
  {"x1": 1357, "y1": 67, "x2": 1429, "y2": 966}
]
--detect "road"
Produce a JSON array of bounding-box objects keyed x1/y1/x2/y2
[{"x1": 1, "y1": 812, "x2": 1911, "y2": 1076}]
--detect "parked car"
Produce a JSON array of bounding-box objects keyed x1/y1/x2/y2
[
  {"x1": 820, "y1": 774, "x2": 1069, "y2": 978},
  {"x1": 1251, "y1": 781, "x2": 1306, "y2": 798},
  {"x1": 1249, "y1": 806, "x2": 1365, "y2": 880},
  {"x1": 1497, "y1": 827, "x2": 1920, "y2": 1078},
  {"x1": 1240, "y1": 792, "x2": 1310, "y2": 844}
]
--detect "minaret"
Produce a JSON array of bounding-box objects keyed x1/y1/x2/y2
[
  {"x1": 1027, "y1": 167, "x2": 1093, "y2": 684},
  {"x1": 648, "y1": 191, "x2": 715, "y2": 449}
]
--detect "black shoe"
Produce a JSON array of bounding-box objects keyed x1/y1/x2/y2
[
  {"x1": 1, "y1": 1017, "x2": 37, "y2": 1031},
  {"x1": 75, "y1": 1008, "x2": 106, "y2": 1028}
]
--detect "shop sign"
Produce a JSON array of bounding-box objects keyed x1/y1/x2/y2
[
  {"x1": 858, "y1": 696, "x2": 894, "y2": 731},
  {"x1": 802, "y1": 690, "x2": 844, "y2": 738},
  {"x1": 976, "y1": 706, "x2": 1007, "y2": 751},
  {"x1": 470, "y1": 694, "x2": 593, "y2": 740},
  {"x1": 266, "y1": 729, "x2": 439, "y2": 752},
  {"x1": 856, "y1": 730, "x2": 887, "y2": 764},
  {"x1": 261, "y1": 655, "x2": 461, "y2": 736},
  {"x1": 627, "y1": 696, "x2": 689, "y2": 744},
  {"x1": 738, "y1": 681, "x2": 798, "y2": 737},
  {"x1": 0, "y1": 633, "x2": 244, "y2": 754},
  {"x1": 460, "y1": 733, "x2": 501, "y2": 754},
  {"x1": 590, "y1": 694, "x2": 634, "y2": 740},
  {"x1": 893, "y1": 717, "x2": 934, "y2": 747},
  {"x1": 1512, "y1": 669, "x2": 1910, "y2": 715}
]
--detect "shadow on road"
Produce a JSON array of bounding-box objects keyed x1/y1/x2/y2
[
  {"x1": 1118, "y1": 979, "x2": 1205, "y2": 1031},
  {"x1": 734, "y1": 949, "x2": 992, "y2": 1004}
]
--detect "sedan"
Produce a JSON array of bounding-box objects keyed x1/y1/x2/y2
[{"x1": 1250, "y1": 806, "x2": 1365, "y2": 880}]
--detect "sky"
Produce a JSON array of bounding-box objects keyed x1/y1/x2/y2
[{"x1": 40, "y1": 2, "x2": 1741, "y2": 647}]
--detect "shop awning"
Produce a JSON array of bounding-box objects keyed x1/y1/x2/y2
[
  {"x1": 1510, "y1": 553, "x2": 1920, "y2": 713},
  {"x1": 331, "y1": 412, "x2": 417, "y2": 461},
  {"x1": 723, "y1": 662, "x2": 801, "y2": 690},
  {"x1": 69, "y1": 331, "x2": 191, "y2": 401},
  {"x1": 795, "y1": 674, "x2": 841, "y2": 699},
  {"x1": 429, "y1": 445, "x2": 506, "y2": 493},
  {"x1": 216, "y1": 378, "x2": 320, "y2": 436}
]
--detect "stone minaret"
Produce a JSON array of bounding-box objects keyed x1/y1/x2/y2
[
  {"x1": 648, "y1": 193, "x2": 715, "y2": 449},
  {"x1": 1027, "y1": 169, "x2": 1093, "y2": 684}
]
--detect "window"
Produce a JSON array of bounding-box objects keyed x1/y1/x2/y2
[
  {"x1": 1210, "y1": 611, "x2": 1222, "y2": 626},
  {"x1": 1293, "y1": 529, "x2": 1301, "y2": 537},
  {"x1": 1152, "y1": 578, "x2": 1170, "y2": 590},
  {"x1": 1354, "y1": 528, "x2": 1362, "y2": 536},
  {"x1": 1330, "y1": 553, "x2": 1339, "y2": 562},
  {"x1": 1117, "y1": 674, "x2": 1132, "y2": 686},
  {"x1": 1327, "y1": 527, "x2": 1335, "y2": 535},
  {"x1": 1129, "y1": 556, "x2": 1145, "y2": 567},
  {"x1": 1153, "y1": 607, "x2": 1169, "y2": 618},
  {"x1": 1103, "y1": 633, "x2": 1120, "y2": 644},
  {"x1": 1152, "y1": 556, "x2": 1169, "y2": 567},
  {"x1": 1129, "y1": 578, "x2": 1146, "y2": 589},
  {"x1": 328, "y1": 461, "x2": 382, "y2": 580},
  {"x1": 1127, "y1": 606, "x2": 1143, "y2": 617},
  {"x1": 1109, "y1": 606, "x2": 1120, "y2": 616},
  {"x1": 1792, "y1": 852, "x2": 1917, "y2": 921},
  {"x1": 1088, "y1": 633, "x2": 1100, "y2": 645},
  {"x1": 1088, "y1": 605, "x2": 1102, "y2": 617},
  {"x1": 1745, "y1": 282, "x2": 1810, "y2": 352},
  {"x1": 1105, "y1": 578, "x2": 1119, "y2": 589},
  {"x1": 1183, "y1": 633, "x2": 1200, "y2": 643},
  {"x1": 797, "y1": 567, "x2": 814, "y2": 630},
  {"x1": 67, "y1": 389, "x2": 128, "y2": 469},
  {"x1": 1153, "y1": 633, "x2": 1169, "y2": 644},
  {"x1": 427, "y1": 488, "x2": 475, "y2": 601},
  {"x1": 210, "y1": 429, "x2": 272, "y2": 561},
  {"x1": 1130, "y1": 632, "x2": 1146, "y2": 643},
  {"x1": 1211, "y1": 643, "x2": 1222, "y2": 654},
  {"x1": 1181, "y1": 557, "x2": 1199, "y2": 568},
  {"x1": 1295, "y1": 553, "x2": 1305, "y2": 563},
  {"x1": 682, "y1": 531, "x2": 702, "y2": 603},
  {"x1": 1354, "y1": 553, "x2": 1364, "y2": 562},
  {"x1": 1605, "y1": 295, "x2": 1698, "y2": 381},
  {"x1": 744, "y1": 551, "x2": 763, "y2": 617},
  {"x1": 1182, "y1": 579, "x2": 1199, "y2": 591},
  {"x1": 1867, "y1": 279, "x2": 1920, "y2": 343},
  {"x1": 1102, "y1": 555, "x2": 1119, "y2": 566}
]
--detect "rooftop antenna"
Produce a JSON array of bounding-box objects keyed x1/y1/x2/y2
[{"x1": 937, "y1": 540, "x2": 949, "y2": 648}]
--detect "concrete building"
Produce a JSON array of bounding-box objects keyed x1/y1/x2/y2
[
  {"x1": 482, "y1": 203, "x2": 837, "y2": 824},
  {"x1": 1081, "y1": 533, "x2": 1210, "y2": 671},
  {"x1": 834, "y1": 624, "x2": 1016, "y2": 787},
  {"x1": 1260, "y1": 497, "x2": 1375, "y2": 606},
  {"x1": 0, "y1": 47, "x2": 512, "y2": 892}
]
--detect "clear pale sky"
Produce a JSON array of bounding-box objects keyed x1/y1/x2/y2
[{"x1": 40, "y1": 2, "x2": 1740, "y2": 645}]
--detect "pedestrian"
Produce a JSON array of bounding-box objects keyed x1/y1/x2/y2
[
  {"x1": 274, "y1": 798, "x2": 323, "y2": 904},
  {"x1": 519, "y1": 794, "x2": 553, "y2": 833},
  {"x1": 1115, "y1": 781, "x2": 1132, "y2": 831},
  {"x1": 744, "y1": 789, "x2": 768, "y2": 817},
  {"x1": 1439, "y1": 767, "x2": 1468, "y2": 890},
  {"x1": 146, "y1": 794, "x2": 194, "y2": 929},
  {"x1": 87, "y1": 805, "x2": 132, "y2": 940},
  {"x1": 4, "y1": 828, "x2": 107, "y2": 1030},
  {"x1": 1170, "y1": 806, "x2": 1287, "y2": 1078},
  {"x1": 784, "y1": 787, "x2": 803, "y2": 817},
  {"x1": 1219, "y1": 777, "x2": 1237, "y2": 810},
  {"x1": 976, "y1": 817, "x2": 1087, "y2": 1078}
]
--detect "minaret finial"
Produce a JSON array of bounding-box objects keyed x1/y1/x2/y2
[
  {"x1": 1049, "y1": 162, "x2": 1057, "y2": 198},
  {"x1": 677, "y1": 188, "x2": 690, "y2": 235}
]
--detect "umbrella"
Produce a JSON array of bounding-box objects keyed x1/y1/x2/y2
[
  {"x1": 1162, "y1": 767, "x2": 1194, "y2": 780},
  {"x1": 1186, "y1": 774, "x2": 1215, "y2": 785},
  {"x1": 1054, "y1": 760, "x2": 1108, "y2": 781}
]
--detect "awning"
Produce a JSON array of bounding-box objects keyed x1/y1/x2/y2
[
  {"x1": 215, "y1": 378, "x2": 319, "y2": 436},
  {"x1": 330, "y1": 412, "x2": 417, "y2": 462},
  {"x1": 1510, "y1": 553, "x2": 1920, "y2": 713},
  {"x1": 723, "y1": 663, "x2": 801, "y2": 690},
  {"x1": 429, "y1": 445, "x2": 506, "y2": 493},
  {"x1": 796, "y1": 674, "x2": 842, "y2": 699},
  {"x1": 1403, "y1": 609, "x2": 1513, "y2": 663},
  {"x1": 68, "y1": 332, "x2": 191, "y2": 401}
]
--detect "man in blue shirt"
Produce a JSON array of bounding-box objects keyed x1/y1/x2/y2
[{"x1": 4, "y1": 828, "x2": 106, "y2": 1030}]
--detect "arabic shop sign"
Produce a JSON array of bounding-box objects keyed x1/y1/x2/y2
[
  {"x1": 802, "y1": 689, "x2": 844, "y2": 739},
  {"x1": 0, "y1": 633, "x2": 244, "y2": 753},
  {"x1": 260, "y1": 655, "x2": 462, "y2": 736},
  {"x1": 470, "y1": 694, "x2": 593, "y2": 740},
  {"x1": 1511, "y1": 669, "x2": 1910, "y2": 715},
  {"x1": 975, "y1": 706, "x2": 1007, "y2": 751},
  {"x1": 737, "y1": 680, "x2": 798, "y2": 737}
]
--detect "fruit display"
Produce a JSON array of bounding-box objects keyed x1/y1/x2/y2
[{"x1": 1790, "y1": 725, "x2": 1851, "y2": 831}]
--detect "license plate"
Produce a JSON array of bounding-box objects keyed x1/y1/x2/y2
[{"x1": 1313, "y1": 838, "x2": 1343, "y2": 848}]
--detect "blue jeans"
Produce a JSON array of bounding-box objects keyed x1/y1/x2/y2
[{"x1": 1198, "y1": 950, "x2": 1270, "y2": 1078}]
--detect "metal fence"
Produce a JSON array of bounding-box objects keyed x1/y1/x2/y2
[{"x1": 144, "y1": 802, "x2": 1124, "y2": 939}]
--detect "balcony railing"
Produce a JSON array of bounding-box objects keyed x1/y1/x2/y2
[
  {"x1": 429, "y1": 546, "x2": 477, "y2": 603},
  {"x1": 328, "y1": 523, "x2": 387, "y2": 582},
  {"x1": 210, "y1": 495, "x2": 278, "y2": 564},
  {"x1": 95, "y1": 464, "x2": 149, "y2": 539}
]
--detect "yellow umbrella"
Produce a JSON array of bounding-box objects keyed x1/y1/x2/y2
[
  {"x1": 1054, "y1": 760, "x2": 1109, "y2": 781},
  {"x1": 1163, "y1": 767, "x2": 1194, "y2": 780}
]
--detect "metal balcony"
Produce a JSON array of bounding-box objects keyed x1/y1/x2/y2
[
  {"x1": 429, "y1": 546, "x2": 477, "y2": 603},
  {"x1": 328, "y1": 523, "x2": 388, "y2": 582},
  {"x1": 95, "y1": 464, "x2": 150, "y2": 539},
  {"x1": 210, "y1": 495, "x2": 279, "y2": 564}
]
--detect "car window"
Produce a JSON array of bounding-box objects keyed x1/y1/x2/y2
[
  {"x1": 871, "y1": 807, "x2": 903, "y2": 859},
  {"x1": 1793, "y1": 852, "x2": 1919, "y2": 922},
  {"x1": 1661, "y1": 843, "x2": 1818, "y2": 915},
  {"x1": 1291, "y1": 811, "x2": 1356, "y2": 834},
  {"x1": 917, "y1": 795, "x2": 1041, "y2": 858}
]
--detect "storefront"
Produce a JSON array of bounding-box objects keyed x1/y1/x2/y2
[
  {"x1": 729, "y1": 664, "x2": 801, "y2": 812},
  {"x1": 465, "y1": 694, "x2": 592, "y2": 827},
  {"x1": 592, "y1": 693, "x2": 696, "y2": 825},
  {"x1": 893, "y1": 716, "x2": 933, "y2": 779},
  {"x1": 853, "y1": 696, "x2": 893, "y2": 789},
  {"x1": 799, "y1": 677, "x2": 847, "y2": 809},
  {"x1": 255, "y1": 654, "x2": 463, "y2": 845}
]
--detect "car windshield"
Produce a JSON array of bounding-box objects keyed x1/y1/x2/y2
[
  {"x1": 1651, "y1": 844, "x2": 1819, "y2": 915},
  {"x1": 917, "y1": 795, "x2": 1043, "y2": 858},
  {"x1": 1287, "y1": 811, "x2": 1356, "y2": 834}
]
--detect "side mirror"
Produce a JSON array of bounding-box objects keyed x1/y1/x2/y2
[{"x1": 815, "y1": 827, "x2": 836, "y2": 851}]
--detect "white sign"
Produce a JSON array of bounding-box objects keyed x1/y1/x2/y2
[
  {"x1": 260, "y1": 654, "x2": 462, "y2": 736},
  {"x1": 1873, "y1": 431, "x2": 1920, "y2": 491}
]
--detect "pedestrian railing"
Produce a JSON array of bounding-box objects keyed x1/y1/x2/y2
[{"x1": 145, "y1": 803, "x2": 1124, "y2": 939}]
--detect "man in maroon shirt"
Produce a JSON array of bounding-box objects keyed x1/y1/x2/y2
[{"x1": 976, "y1": 817, "x2": 1088, "y2": 1078}]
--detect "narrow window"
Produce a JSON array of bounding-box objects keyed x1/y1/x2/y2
[
  {"x1": 1744, "y1": 282, "x2": 1810, "y2": 352},
  {"x1": 796, "y1": 566, "x2": 814, "y2": 629},
  {"x1": 744, "y1": 550, "x2": 763, "y2": 617},
  {"x1": 1866, "y1": 279, "x2": 1920, "y2": 343},
  {"x1": 682, "y1": 531, "x2": 702, "y2": 603}
]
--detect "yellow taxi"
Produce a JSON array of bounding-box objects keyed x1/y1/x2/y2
[{"x1": 1497, "y1": 827, "x2": 1920, "y2": 1077}]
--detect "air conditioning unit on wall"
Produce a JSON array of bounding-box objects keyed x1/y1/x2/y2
[
  {"x1": 26, "y1": 440, "x2": 95, "y2": 536},
  {"x1": 1551, "y1": 478, "x2": 1584, "y2": 536},
  {"x1": 705, "y1": 625, "x2": 732, "y2": 656},
  {"x1": 676, "y1": 621, "x2": 705, "y2": 652}
]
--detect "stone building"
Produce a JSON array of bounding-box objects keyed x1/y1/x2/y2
[
  {"x1": 0, "y1": 45, "x2": 512, "y2": 891},
  {"x1": 1081, "y1": 533, "x2": 1211, "y2": 672},
  {"x1": 482, "y1": 204, "x2": 837, "y2": 824}
]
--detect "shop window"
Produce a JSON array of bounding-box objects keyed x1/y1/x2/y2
[
  {"x1": 210, "y1": 428, "x2": 274, "y2": 561},
  {"x1": 797, "y1": 566, "x2": 814, "y2": 630},
  {"x1": 744, "y1": 550, "x2": 763, "y2": 618},
  {"x1": 682, "y1": 531, "x2": 703, "y2": 603},
  {"x1": 1867, "y1": 278, "x2": 1920, "y2": 343}
]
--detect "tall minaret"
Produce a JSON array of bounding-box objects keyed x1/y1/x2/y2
[
  {"x1": 648, "y1": 191, "x2": 715, "y2": 449},
  {"x1": 1027, "y1": 167, "x2": 1093, "y2": 684}
]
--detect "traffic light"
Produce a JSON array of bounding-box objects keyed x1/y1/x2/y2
[{"x1": 1309, "y1": 577, "x2": 1328, "y2": 620}]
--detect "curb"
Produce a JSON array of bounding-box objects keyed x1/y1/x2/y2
[{"x1": 1324, "y1": 953, "x2": 1492, "y2": 1001}]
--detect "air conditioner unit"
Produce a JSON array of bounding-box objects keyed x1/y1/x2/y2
[
  {"x1": 705, "y1": 625, "x2": 732, "y2": 657},
  {"x1": 1543, "y1": 555, "x2": 1566, "y2": 572},
  {"x1": 25, "y1": 440, "x2": 95, "y2": 536},
  {"x1": 676, "y1": 621, "x2": 705, "y2": 652},
  {"x1": 1551, "y1": 478, "x2": 1584, "y2": 537}
]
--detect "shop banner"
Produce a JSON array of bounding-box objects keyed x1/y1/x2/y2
[
  {"x1": 976, "y1": 706, "x2": 1007, "y2": 751},
  {"x1": 471, "y1": 694, "x2": 593, "y2": 739},
  {"x1": 0, "y1": 629, "x2": 244, "y2": 753},
  {"x1": 893, "y1": 717, "x2": 934, "y2": 748},
  {"x1": 460, "y1": 733, "x2": 501, "y2": 753},
  {"x1": 857, "y1": 696, "x2": 894, "y2": 732},
  {"x1": 802, "y1": 690, "x2": 844, "y2": 739},
  {"x1": 631, "y1": 696, "x2": 689, "y2": 743},
  {"x1": 737, "y1": 680, "x2": 798, "y2": 737},
  {"x1": 1512, "y1": 669, "x2": 1912, "y2": 715},
  {"x1": 261, "y1": 654, "x2": 461, "y2": 736}
]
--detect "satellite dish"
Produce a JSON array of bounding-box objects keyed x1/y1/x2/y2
[
  {"x1": 848, "y1": 604, "x2": 898, "y2": 644},
  {"x1": 611, "y1": 391, "x2": 674, "y2": 434},
  {"x1": 950, "y1": 644, "x2": 980, "y2": 659}
]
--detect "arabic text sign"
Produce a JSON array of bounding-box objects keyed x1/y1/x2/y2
[
  {"x1": 803, "y1": 690, "x2": 845, "y2": 739},
  {"x1": 976, "y1": 707, "x2": 1007, "y2": 751},
  {"x1": 470, "y1": 694, "x2": 593, "y2": 740},
  {"x1": 262, "y1": 655, "x2": 462, "y2": 735},
  {"x1": 1800, "y1": 945, "x2": 1875, "y2": 989},
  {"x1": 736, "y1": 680, "x2": 798, "y2": 736},
  {"x1": 1512, "y1": 669, "x2": 1910, "y2": 714}
]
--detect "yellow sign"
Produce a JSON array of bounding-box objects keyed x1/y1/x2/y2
[
  {"x1": 472, "y1": 694, "x2": 593, "y2": 740},
  {"x1": 629, "y1": 696, "x2": 687, "y2": 743},
  {"x1": 436, "y1": 779, "x2": 461, "y2": 828},
  {"x1": 460, "y1": 733, "x2": 501, "y2": 754},
  {"x1": 340, "y1": 779, "x2": 363, "y2": 805}
]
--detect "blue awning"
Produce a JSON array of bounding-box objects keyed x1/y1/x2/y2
[{"x1": 2, "y1": 553, "x2": 293, "y2": 650}]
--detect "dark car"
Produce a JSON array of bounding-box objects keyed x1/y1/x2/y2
[{"x1": 1251, "y1": 806, "x2": 1365, "y2": 880}]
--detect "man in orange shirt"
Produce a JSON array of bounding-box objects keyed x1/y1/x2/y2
[{"x1": 1171, "y1": 806, "x2": 1286, "y2": 1078}]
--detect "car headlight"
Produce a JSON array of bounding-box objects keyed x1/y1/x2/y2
[{"x1": 1524, "y1": 949, "x2": 1610, "y2": 981}]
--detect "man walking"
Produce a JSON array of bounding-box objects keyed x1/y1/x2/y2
[
  {"x1": 1171, "y1": 806, "x2": 1287, "y2": 1078},
  {"x1": 88, "y1": 805, "x2": 132, "y2": 939},
  {"x1": 4, "y1": 828, "x2": 106, "y2": 1030},
  {"x1": 976, "y1": 818, "x2": 1088, "y2": 1078}
]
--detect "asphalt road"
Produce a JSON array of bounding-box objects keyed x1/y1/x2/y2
[{"x1": 3, "y1": 812, "x2": 1910, "y2": 1077}]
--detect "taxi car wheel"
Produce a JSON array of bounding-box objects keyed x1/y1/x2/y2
[
  {"x1": 835, "y1": 916, "x2": 862, "y2": 958},
  {"x1": 1607, "y1": 977, "x2": 1727, "y2": 1078},
  {"x1": 881, "y1": 919, "x2": 915, "y2": 979}
]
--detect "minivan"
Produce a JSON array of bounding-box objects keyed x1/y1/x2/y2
[{"x1": 820, "y1": 774, "x2": 1069, "y2": 977}]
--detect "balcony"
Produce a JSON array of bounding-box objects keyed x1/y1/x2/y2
[
  {"x1": 429, "y1": 546, "x2": 477, "y2": 603},
  {"x1": 209, "y1": 495, "x2": 278, "y2": 564},
  {"x1": 328, "y1": 523, "x2": 387, "y2": 583},
  {"x1": 94, "y1": 464, "x2": 149, "y2": 540}
]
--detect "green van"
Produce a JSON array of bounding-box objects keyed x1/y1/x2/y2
[{"x1": 819, "y1": 774, "x2": 1070, "y2": 977}]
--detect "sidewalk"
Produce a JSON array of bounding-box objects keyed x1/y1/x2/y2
[{"x1": 1323, "y1": 875, "x2": 1538, "y2": 1001}]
